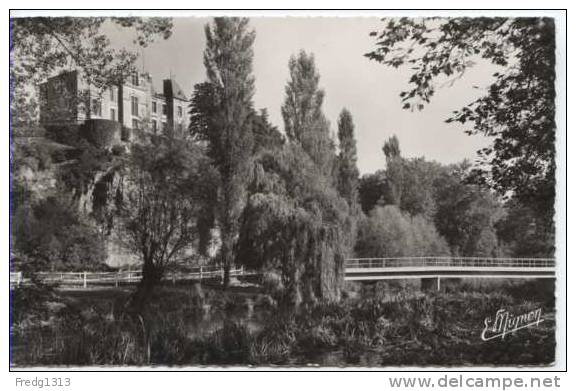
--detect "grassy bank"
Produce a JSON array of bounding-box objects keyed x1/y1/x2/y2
[{"x1": 10, "y1": 280, "x2": 555, "y2": 367}]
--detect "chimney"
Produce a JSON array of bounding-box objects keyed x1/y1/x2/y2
[{"x1": 163, "y1": 79, "x2": 174, "y2": 133}]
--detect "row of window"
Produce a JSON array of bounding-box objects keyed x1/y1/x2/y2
[
  {"x1": 151, "y1": 101, "x2": 168, "y2": 115},
  {"x1": 91, "y1": 100, "x2": 168, "y2": 131},
  {"x1": 90, "y1": 97, "x2": 183, "y2": 119},
  {"x1": 150, "y1": 101, "x2": 183, "y2": 117},
  {"x1": 131, "y1": 119, "x2": 167, "y2": 131}
]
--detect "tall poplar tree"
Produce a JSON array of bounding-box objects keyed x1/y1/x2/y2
[
  {"x1": 281, "y1": 51, "x2": 335, "y2": 178},
  {"x1": 202, "y1": 18, "x2": 256, "y2": 287},
  {"x1": 336, "y1": 108, "x2": 360, "y2": 207}
]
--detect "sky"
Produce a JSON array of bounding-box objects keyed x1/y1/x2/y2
[{"x1": 105, "y1": 17, "x2": 496, "y2": 174}]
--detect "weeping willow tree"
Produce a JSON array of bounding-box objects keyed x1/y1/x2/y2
[
  {"x1": 237, "y1": 51, "x2": 355, "y2": 307},
  {"x1": 237, "y1": 146, "x2": 353, "y2": 307}
]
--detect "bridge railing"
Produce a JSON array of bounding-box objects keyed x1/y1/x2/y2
[{"x1": 345, "y1": 257, "x2": 555, "y2": 269}]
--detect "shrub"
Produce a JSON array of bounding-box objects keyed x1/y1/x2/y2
[
  {"x1": 261, "y1": 271, "x2": 283, "y2": 295},
  {"x1": 10, "y1": 283, "x2": 57, "y2": 329},
  {"x1": 297, "y1": 323, "x2": 338, "y2": 350},
  {"x1": 12, "y1": 196, "x2": 108, "y2": 272},
  {"x1": 111, "y1": 144, "x2": 126, "y2": 156},
  {"x1": 196, "y1": 322, "x2": 253, "y2": 365},
  {"x1": 356, "y1": 205, "x2": 449, "y2": 258},
  {"x1": 80, "y1": 119, "x2": 121, "y2": 148},
  {"x1": 45, "y1": 124, "x2": 82, "y2": 146}
]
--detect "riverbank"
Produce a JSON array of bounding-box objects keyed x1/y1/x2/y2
[{"x1": 10, "y1": 279, "x2": 555, "y2": 367}]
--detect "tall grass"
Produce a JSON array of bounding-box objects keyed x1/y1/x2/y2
[{"x1": 11, "y1": 282, "x2": 555, "y2": 367}]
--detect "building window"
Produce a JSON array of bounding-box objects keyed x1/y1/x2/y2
[
  {"x1": 132, "y1": 119, "x2": 139, "y2": 129},
  {"x1": 162, "y1": 104, "x2": 167, "y2": 116},
  {"x1": 162, "y1": 122, "x2": 167, "y2": 131},
  {"x1": 131, "y1": 96, "x2": 138, "y2": 116},
  {"x1": 152, "y1": 120, "x2": 157, "y2": 132},
  {"x1": 109, "y1": 87, "x2": 115, "y2": 102},
  {"x1": 110, "y1": 108, "x2": 116, "y2": 121},
  {"x1": 152, "y1": 101, "x2": 157, "y2": 113},
  {"x1": 91, "y1": 98, "x2": 102, "y2": 117},
  {"x1": 177, "y1": 106, "x2": 182, "y2": 118},
  {"x1": 131, "y1": 73, "x2": 139, "y2": 86}
]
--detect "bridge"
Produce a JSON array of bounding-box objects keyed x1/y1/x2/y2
[
  {"x1": 10, "y1": 257, "x2": 556, "y2": 290},
  {"x1": 344, "y1": 257, "x2": 556, "y2": 290}
]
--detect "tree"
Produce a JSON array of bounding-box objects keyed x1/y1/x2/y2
[
  {"x1": 282, "y1": 51, "x2": 335, "y2": 179},
  {"x1": 336, "y1": 109, "x2": 360, "y2": 207},
  {"x1": 496, "y1": 200, "x2": 554, "y2": 258},
  {"x1": 12, "y1": 194, "x2": 108, "y2": 273},
  {"x1": 201, "y1": 18, "x2": 256, "y2": 287},
  {"x1": 10, "y1": 17, "x2": 174, "y2": 288},
  {"x1": 189, "y1": 91, "x2": 282, "y2": 259},
  {"x1": 433, "y1": 162, "x2": 504, "y2": 256},
  {"x1": 355, "y1": 205, "x2": 450, "y2": 258},
  {"x1": 237, "y1": 53, "x2": 354, "y2": 307},
  {"x1": 251, "y1": 108, "x2": 285, "y2": 153},
  {"x1": 366, "y1": 17, "x2": 556, "y2": 238},
  {"x1": 119, "y1": 135, "x2": 215, "y2": 311},
  {"x1": 237, "y1": 145, "x2": 353, "y2": 307},
  {"x1": 10, "y1": 17, "x2": 172, "y2": 129},
  {"x1": 358, "y1": 170, "x2": 387, "y2": 214},
  {"x1": 359, "y1": 138, "x2": 505, "y2": 257},
  {"x1": 382, "y1": 136, "x2": 403, "y2": 206},
  {"x1": 382, "y1": 134, "x2": 400, "y2": 160},
  {"x1": 189, "y1": 82, "x2": 218, "y2": 142},
  {"x1": 10, "y1": 130, "x2": 112, "y2": 273},
  {"x1": 381, "y1": 136, "x2": 440, "y2": 219},
  {"x1": 188, "y1": 82, "x2": 218, "y2": 256},
  {"x1": 395, "y1": 157, "x2": 441, "y2": 219}
]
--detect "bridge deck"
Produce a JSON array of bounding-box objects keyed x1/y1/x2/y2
[{"x1": 344, "y1": 257, "x2": 556, "y2": 281}]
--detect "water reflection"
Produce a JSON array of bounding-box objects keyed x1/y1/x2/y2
[{"x1": 185, "y1": 297, "x2": 266, "y2": 339}]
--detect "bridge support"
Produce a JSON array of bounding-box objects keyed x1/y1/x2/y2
[{"x1": 421, "y1": 277, "x2": 441, "y2": 292}]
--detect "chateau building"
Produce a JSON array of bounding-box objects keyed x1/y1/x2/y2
[
  {"x1": 39, "y1": 70, "x2": 189, "y2": 138},
  {"x1": 37, "y1": 70, "x2": 191, "y2": 267}
]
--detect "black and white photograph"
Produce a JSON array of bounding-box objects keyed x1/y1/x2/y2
[{"x1": 8, "y1": 9, "x2": 566, "y2": 369}]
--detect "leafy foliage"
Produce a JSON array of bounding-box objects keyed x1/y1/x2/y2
[
  {"x1": 198, "y1": 17, "x2": 257, "y2": 287},
  {"x1": 10, "y1": 138, "x2": 109, "y2": 272},
  {"x1": 237, "y1": 53, "x2": 355, "y2": 306},
  {"x1": 12, "y1": 195, "x2": 107, "y2": 271},
  {"x1": 496, "y1": 200, "x2": 555, "y2": 258},
  {"x1": 366, "y1": 17, "x2": 556, "y2": 236},
  {"x1": 359, "y1": 138, "x2": 504, "y2": 257},
  {"x1": 251, "y1": 108, "x2": 285, "y2": 153},
  {"x1": 358, "y1": 170, "x2": 387, "y2": 214},
  {"x1": 356, "y1": 205, "x2": 450, "y2": 258},
  {"x1": 57, "y1": 140, "x2": 115, "y2": 203},
  {"x1": 336, "y1": 109, "x2": 360, "y2": 207},
  {"x1": 10, "y1": 17, "x2": 174, "y2": 274},
  {"x1": 433, "y1": 162, "x2": 504, "y2": 257},
  {"x1": 282, "y1": 51, "x2": 336, "y2": 178},
  {"x1": 238, "y1": 145, "x2": 353, "y2": 306},
  {"x1": 118, "y1": 135, "x2": 217, "y2": 310},
  {"x1": 10, "y1": 17, "x2": 172, "y2": 127}
]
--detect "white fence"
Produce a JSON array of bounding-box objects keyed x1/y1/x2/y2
[{"x1": 10, "y1": 266, "x2": 246, "y2": 289}]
